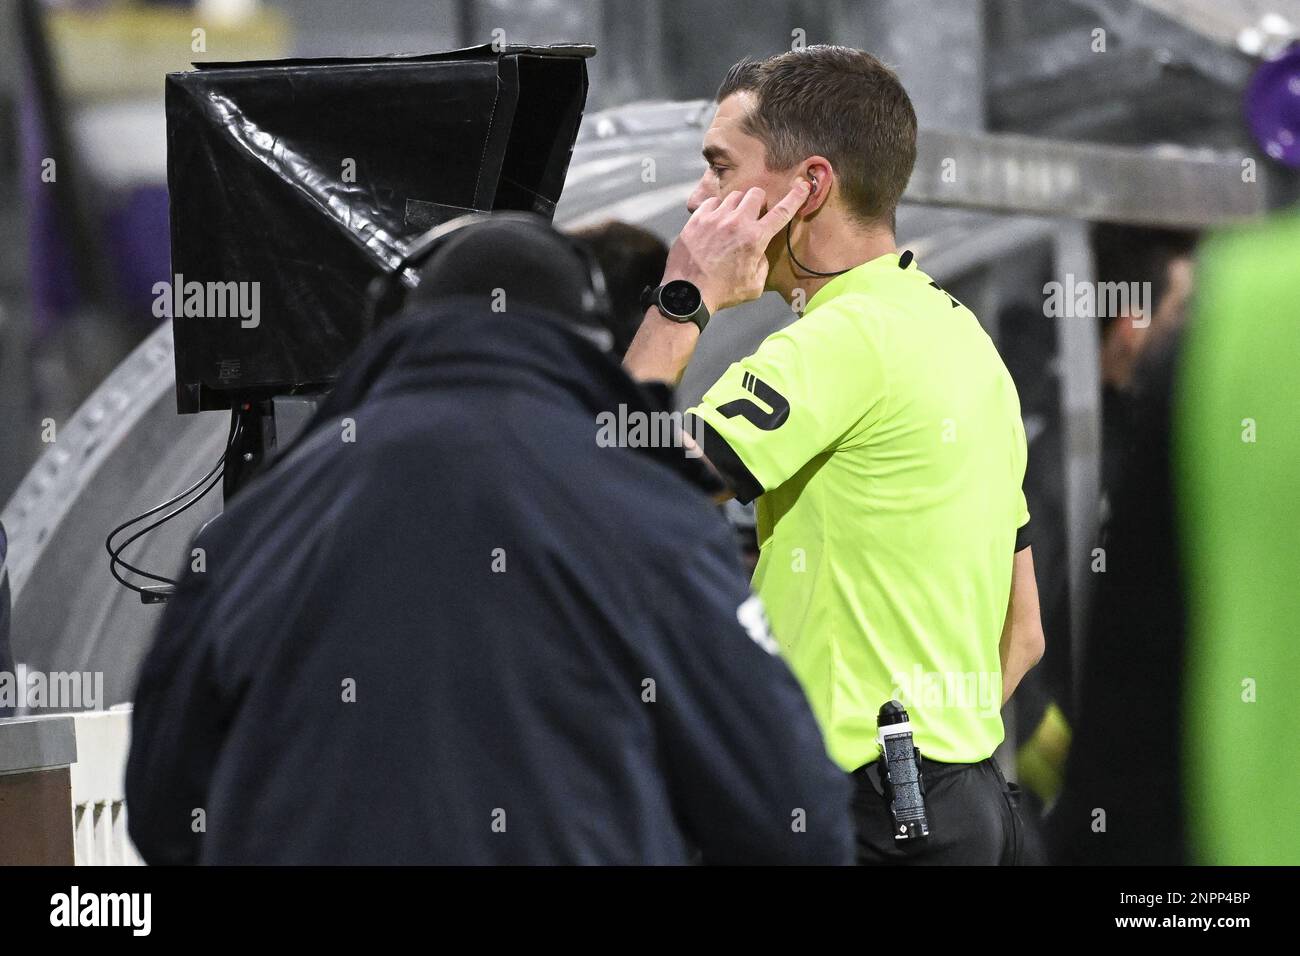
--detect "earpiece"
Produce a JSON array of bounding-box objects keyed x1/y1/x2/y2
[{"x1": 785, "y1": 170, "x2": 852, "y2": 278}]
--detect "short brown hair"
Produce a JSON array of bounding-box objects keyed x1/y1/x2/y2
[
  {"x1": 569, "y1": 220, "x2": 669, "y2": 358},
  {"x1": 717, "y1": 46, "x2": 917, "y2": 228}
]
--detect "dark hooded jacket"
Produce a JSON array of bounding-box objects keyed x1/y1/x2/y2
[{"x1": 125, "y1": 300, "x2": 853, "y2": 864}]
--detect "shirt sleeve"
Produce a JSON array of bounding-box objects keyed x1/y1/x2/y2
[
  {"x1": 1015, "y1": 488, "x2": 1032, "y2": 551},
  {"x1": 686, "y1": 300, "x2": 886, "y2": 504}
]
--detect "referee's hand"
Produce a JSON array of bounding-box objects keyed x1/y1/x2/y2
[{"x1": 662, "y1": 180, "x2": 811, "y2": 314}]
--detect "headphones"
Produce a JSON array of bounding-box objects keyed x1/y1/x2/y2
[{"x1": 366, "y1": 211, "x2": 614, "y2": 333}]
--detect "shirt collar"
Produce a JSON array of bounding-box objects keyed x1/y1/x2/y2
[{"x1": 802, "y1": 250, "x2": 906, "y2": 316}]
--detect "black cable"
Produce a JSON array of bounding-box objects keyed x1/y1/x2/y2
[
  {"x1": 109, "y1": 459, "x2": 227, "y2": 578},
  {"x1": 105, "y1": 438, "x2": 228, "y2": 583},
  {"x1": 785, "y1": 221, "x2": 852, "y2": 278},
  {"x1": 107, "y1": 465, "x2": 223, "y2": 592},
  {"x1": 104, "y1": 413, "x2": 237, "y2": 576},
  {"x1": 105, "y1": 414, "x2": 241, "y2": 594},
  {"x1": 107, "y1": 465, "x2": 225, "y2": 596}
]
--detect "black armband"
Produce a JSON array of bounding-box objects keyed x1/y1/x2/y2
[
  {"x1": 687, "y1": 414, "x2": 764, "y2": 504},
  {"x1": 1015, "y1": 518, "x2": 1033, "y2": 553}
]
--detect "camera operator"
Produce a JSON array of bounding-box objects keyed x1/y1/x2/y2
[{"x1": 125, "y1": 215, "x2": 853, "y2": 865}]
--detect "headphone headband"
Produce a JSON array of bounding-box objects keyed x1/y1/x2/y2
[{"x1": 367, "y1": 211, "x2": 614, "y2": 337}]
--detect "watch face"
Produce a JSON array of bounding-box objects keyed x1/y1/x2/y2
[{"x1": 660, "y1": 279, "x2": 702, "y2": 318}]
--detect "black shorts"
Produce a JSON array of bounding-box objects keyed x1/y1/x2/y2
[{"x1": 851, "y1": 755, "x2": 1039, "y2": 865}]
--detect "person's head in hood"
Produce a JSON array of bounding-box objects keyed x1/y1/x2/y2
[{"x1": 401, "y1": 213, "x2": 615, "y2": 353}]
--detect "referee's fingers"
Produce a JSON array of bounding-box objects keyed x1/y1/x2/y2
[
  {"x1": 734, "y1": 186, "x2": 766, "y2": 218},
  {"x1": 692, "y1": 196, "x2": 722, "y2": 218},
  {"x1": 757, "y1": 180, "x2": 811, "y2": 240},
  {"x1": 719, "y1": 188, "x2": 748, "y2": 212}
]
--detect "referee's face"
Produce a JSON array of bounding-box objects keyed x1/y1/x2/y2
[
  {"x1": 689, "y1": 93, "x2": 794, "y2": 221},
  {"x1": 688, "y1": 93, "x2": 801, "y2": 286}
]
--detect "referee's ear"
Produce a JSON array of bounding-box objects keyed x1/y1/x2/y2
[{"x1": 796, "y1": 157, "x2": 834, "y2": 216}]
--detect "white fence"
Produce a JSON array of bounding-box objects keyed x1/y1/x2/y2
[
  {"x1": 0, "y1": 705, "x2": 142, "y2": 865},
  {"x1": 70, "y1": 706, "x2": 142, "y2": 866}
]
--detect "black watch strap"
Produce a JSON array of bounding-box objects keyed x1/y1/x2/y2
[{"x1": 641, "y1": 282, "x2": 710, "y2": 333}]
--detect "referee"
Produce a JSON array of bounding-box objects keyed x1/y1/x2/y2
[{"x1": 624, "y1": 46, "x2": 1046, "y2": 864}]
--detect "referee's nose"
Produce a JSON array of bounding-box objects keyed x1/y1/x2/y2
[{"x1": 686, "y1": 176, "x2": 713, "y2": 215}]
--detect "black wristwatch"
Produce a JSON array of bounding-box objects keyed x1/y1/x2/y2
[{"x1": 640, "y1": 279, "x2": 711, "y2": 333}]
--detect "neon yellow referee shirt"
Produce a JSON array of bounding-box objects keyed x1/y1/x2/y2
[{"x1": 687, "y1": 251, "x2": 1030, "y2": 769}]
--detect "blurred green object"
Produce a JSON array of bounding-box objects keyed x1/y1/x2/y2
[
  {"x1": 1016, "y1": 701, "x2": 1070, "y2": 807},
  {"x1": 1178, "y1": 210, "x2": 1300, "y2": 865},
  {"x1": 49, "y1": 1, "x2": 289, "y2": 101}
]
